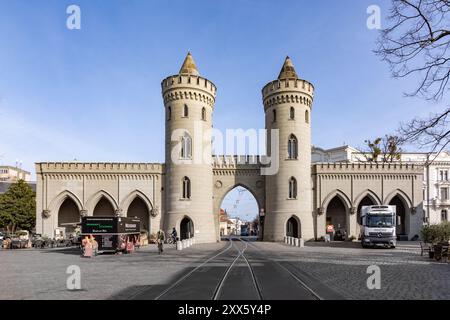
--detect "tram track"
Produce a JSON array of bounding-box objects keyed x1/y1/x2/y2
[
  {"x1": 153, "y1": 238, "x2": 235, "y2": 300},
  {"x1": 212, "y1": 239, "x2": 263, "y2": 300},
  {"x1": 242, "y1": 239, "x2": 324, "y2": 300},
  {"x1": 132, "y1": 237, "x2": 334, "y2": 300}
]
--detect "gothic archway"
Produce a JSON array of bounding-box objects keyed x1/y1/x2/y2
[
  {"x1": 58, "y1": 198, "x2": 80, "y2": 234},
  {"x1": 127, "y1": 197, "x2": 150, "y2": 231},
  {"x1": 286, "y1": 216, "x2": 301, "y2": 238},
  {"x1": 93, "y1": 196, "x2": 115, "y2": 216},
  {"x1": 325, "y1": 196, "x2": 349, "y2": 239},
  {"x1": 389, "y1": 195, "x2": 407, "y2": 235},
  {"x1": 219, "y1": 185, "x2": 260, "y2": 237},
  {"x1": 180, "y1": 216, "x2": 194, "y2": 240}
]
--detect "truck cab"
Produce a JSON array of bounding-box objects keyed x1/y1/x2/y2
[{"x1": 360, "y1": 205, "x2": 399, "y2": 248}]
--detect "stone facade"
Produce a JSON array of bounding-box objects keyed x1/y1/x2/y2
[{"x1": 35, "y1": 53, "x2": 426, "y2": 243}]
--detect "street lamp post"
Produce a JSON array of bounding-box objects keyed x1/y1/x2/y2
[
  {"x1": 259, "y1": 208, "x2": 265, "y2": 241},
  {"x1": 426, "y1": 153, "x2": 431, "y2": 226}
]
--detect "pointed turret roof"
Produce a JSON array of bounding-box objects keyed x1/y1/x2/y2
[
  {"x1": 278, "y1": 56, "x2": 298, "y2": 79},
  {"x1": 179, "y1": 52, "x2": 199, "y2": 76}
]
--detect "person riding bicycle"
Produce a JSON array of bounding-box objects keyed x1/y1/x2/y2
[
  {"x1": 156, "y1": 229, "x2": 165, "y2": 254},
  {"x1": 171, "y1": 227, "x2": 178, "y2": 244}
]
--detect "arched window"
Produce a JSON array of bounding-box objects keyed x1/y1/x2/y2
[
  {"x1": 273, "y1": 109, "x2": 277, "y2": 122},
  {"x1": 181, "y1": 133, "x2": 192, "y2": 159},
  {"x1": 167, "y1": 106, "x2": 171, "y2": 121},
  {"x1": 183, "y1": 104, "x2": 189, "y2": 117},
  {"x1": 288, "y1": 134, "x2": 298, "y2": 159},
  {"x1": 305, "y1": 110, "x2": 309, "y2": 124},
  {"x1": 202, "y1": 107, "x2": 206, "y2": 121},
  {"x1": 290, "y1": 107, "x2": 295, "y2": 120},
  {"x1": 289, "y1": 177, "x2": 297, "y2": 199},
  {"x1": 182, "y1": 177, "x2": 191, "y2": 199}
]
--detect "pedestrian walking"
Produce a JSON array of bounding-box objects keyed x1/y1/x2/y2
[{"x1": 156, "y1": 229, "x2": 165, "y2": 254}]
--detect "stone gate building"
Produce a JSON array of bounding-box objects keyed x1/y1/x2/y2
[{"x1": 35, "y1": 53, "x2": 425, "y2": 243}]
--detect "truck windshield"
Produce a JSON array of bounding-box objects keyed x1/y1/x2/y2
[{"x1": 367, "y1": 215, "x2": 394, "y2": 227}]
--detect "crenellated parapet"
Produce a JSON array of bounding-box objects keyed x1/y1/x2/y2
[
  {"x1": 36, "y1": 162, "x2": 164, "y2": 176},
  {"x1": 212, "y1": 155, "x2": 262, "y2": 167},
  {"x1": 212, "y1": 156, "x2": 262, "y2": 178},
  {"x1": 262, "y1": 78, "x2": 314, "y2": 111},
  {"x1": 161, "y1": 74, "x2": 217, "y2": 107},
  {"x1": 312, "y1": 162, "x2": 424, "y2": 181}
]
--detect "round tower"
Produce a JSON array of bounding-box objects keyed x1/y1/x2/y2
[
  {"x1": 262, "y1": 57, "x2": 315, "y2": 241},
  {"x1": 162, "y1": 52, "x2": 217, "y2": 243}
]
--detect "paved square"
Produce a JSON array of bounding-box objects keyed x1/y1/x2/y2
[{"x1": 0, "y1": 241, "x2": 448, "y2": 300}]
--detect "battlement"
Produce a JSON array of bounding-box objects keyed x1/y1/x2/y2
[
  {"x1": 212, "y1": 155, "x2": 262, "y2": 168},
  {"x1": 312, "y1": 162, "x2": 423, "y2": 174},
  {"x1": 35, "y1": 162, "x2": 164, "y2": 174},
  {"x1": 161, "y1": 74, "x2": 217, "y2": 108},
  {"x1": 262, "y1": 78, "x2": 314, "y2": 111}
]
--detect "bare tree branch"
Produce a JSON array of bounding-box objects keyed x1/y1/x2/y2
[{"x1": 375, "y1": 0, "x2": 450, "y2": 100}]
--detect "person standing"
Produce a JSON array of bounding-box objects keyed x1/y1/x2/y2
[
  {"x1": 156, "y1": 229, "x2": 165, "y2": 254},
  {"x1": 326, "y1": 223, "x2": 335, "y2": 242},
  {"x1": 171, "y1": 227, "x2": 178, "y2": 244}
]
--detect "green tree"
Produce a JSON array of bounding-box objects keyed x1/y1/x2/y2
[
  {"x1": 0, "y1": 180, "x2": 36, "y2": 233},
  {"x1": 363, "y1": 135, "x2": 403, "y2": 162}
]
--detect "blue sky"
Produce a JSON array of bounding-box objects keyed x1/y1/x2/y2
[{"x1": 0, "y1": 0, "x2": 446, "y2": 219}]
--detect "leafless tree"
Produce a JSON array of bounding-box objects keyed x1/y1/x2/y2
[
  {"x1": 376, "y1": 0, "x2": 449, "y2": 100},
  {"x1": 376, "y1": 0, "x2": 450, "y2": 157}
]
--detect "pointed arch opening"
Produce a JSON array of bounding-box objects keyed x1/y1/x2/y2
[
  {"x1": 289, "y1": 177, "x2": 297, "y2": 199},
  {"x1": 127, "y1": 197, "x2": 150, "y2": 231},
  {"x1": 219, "y1": 185, "x2": 260, "y2": 237},
  {"x1": 93, "y1": 196, "x2": 115, "y2": 216},
  {"x1": 180, "y1": 216, "x2": 194, "y2": 240},
  {"x1": 182, "y1": 176, "x2": 191, "y2": 199},
  {"x1": 58, "y1": 198, "x2": 81, "y2": 234},
  {"x1": 288, "y1": 134, "x2": 298, "y2": 159},
  {"x1": 286, "y1": 216, "x2": 301, "y2": 238},
  {"x1": 325, "y1": 195, "x2": 349, "y2": 240},
  {"x1": 389, "y1": 195, "x2": 407, "y2": 236},
  {"x1": 181, "y1": 133, "x2": 192, "y2": 159}
]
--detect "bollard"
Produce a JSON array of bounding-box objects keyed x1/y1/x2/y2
[
  {"x1": 288, "y1": 237, "x2": 293, "y2": 246},
  {"x1": 188, "y1": 238, "x2": 192, "y2": 247},
  {"x1": 177, "y1": 240, "x2": 183, "y2": 251},
  {"x1": 284, "y1": 236, "x2": 288, "y2": 244},
  {"x1": 182, "y1": 239, "x2": 187, "y2": 249},
  {"x1": 299, "y1": 238, "x2": 304, "y2": 248},
  {"x1": 294, "y1": 238, "x2": 299, "y2": 247}
]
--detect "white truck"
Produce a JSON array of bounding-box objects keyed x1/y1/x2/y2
[{"x1": 360, "y1": 205, "x2": 399, "y2": 248}]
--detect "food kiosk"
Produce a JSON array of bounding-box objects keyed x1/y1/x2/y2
[{"x1": 81, "y1": 216, "x2": 141, "y2": 253}]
